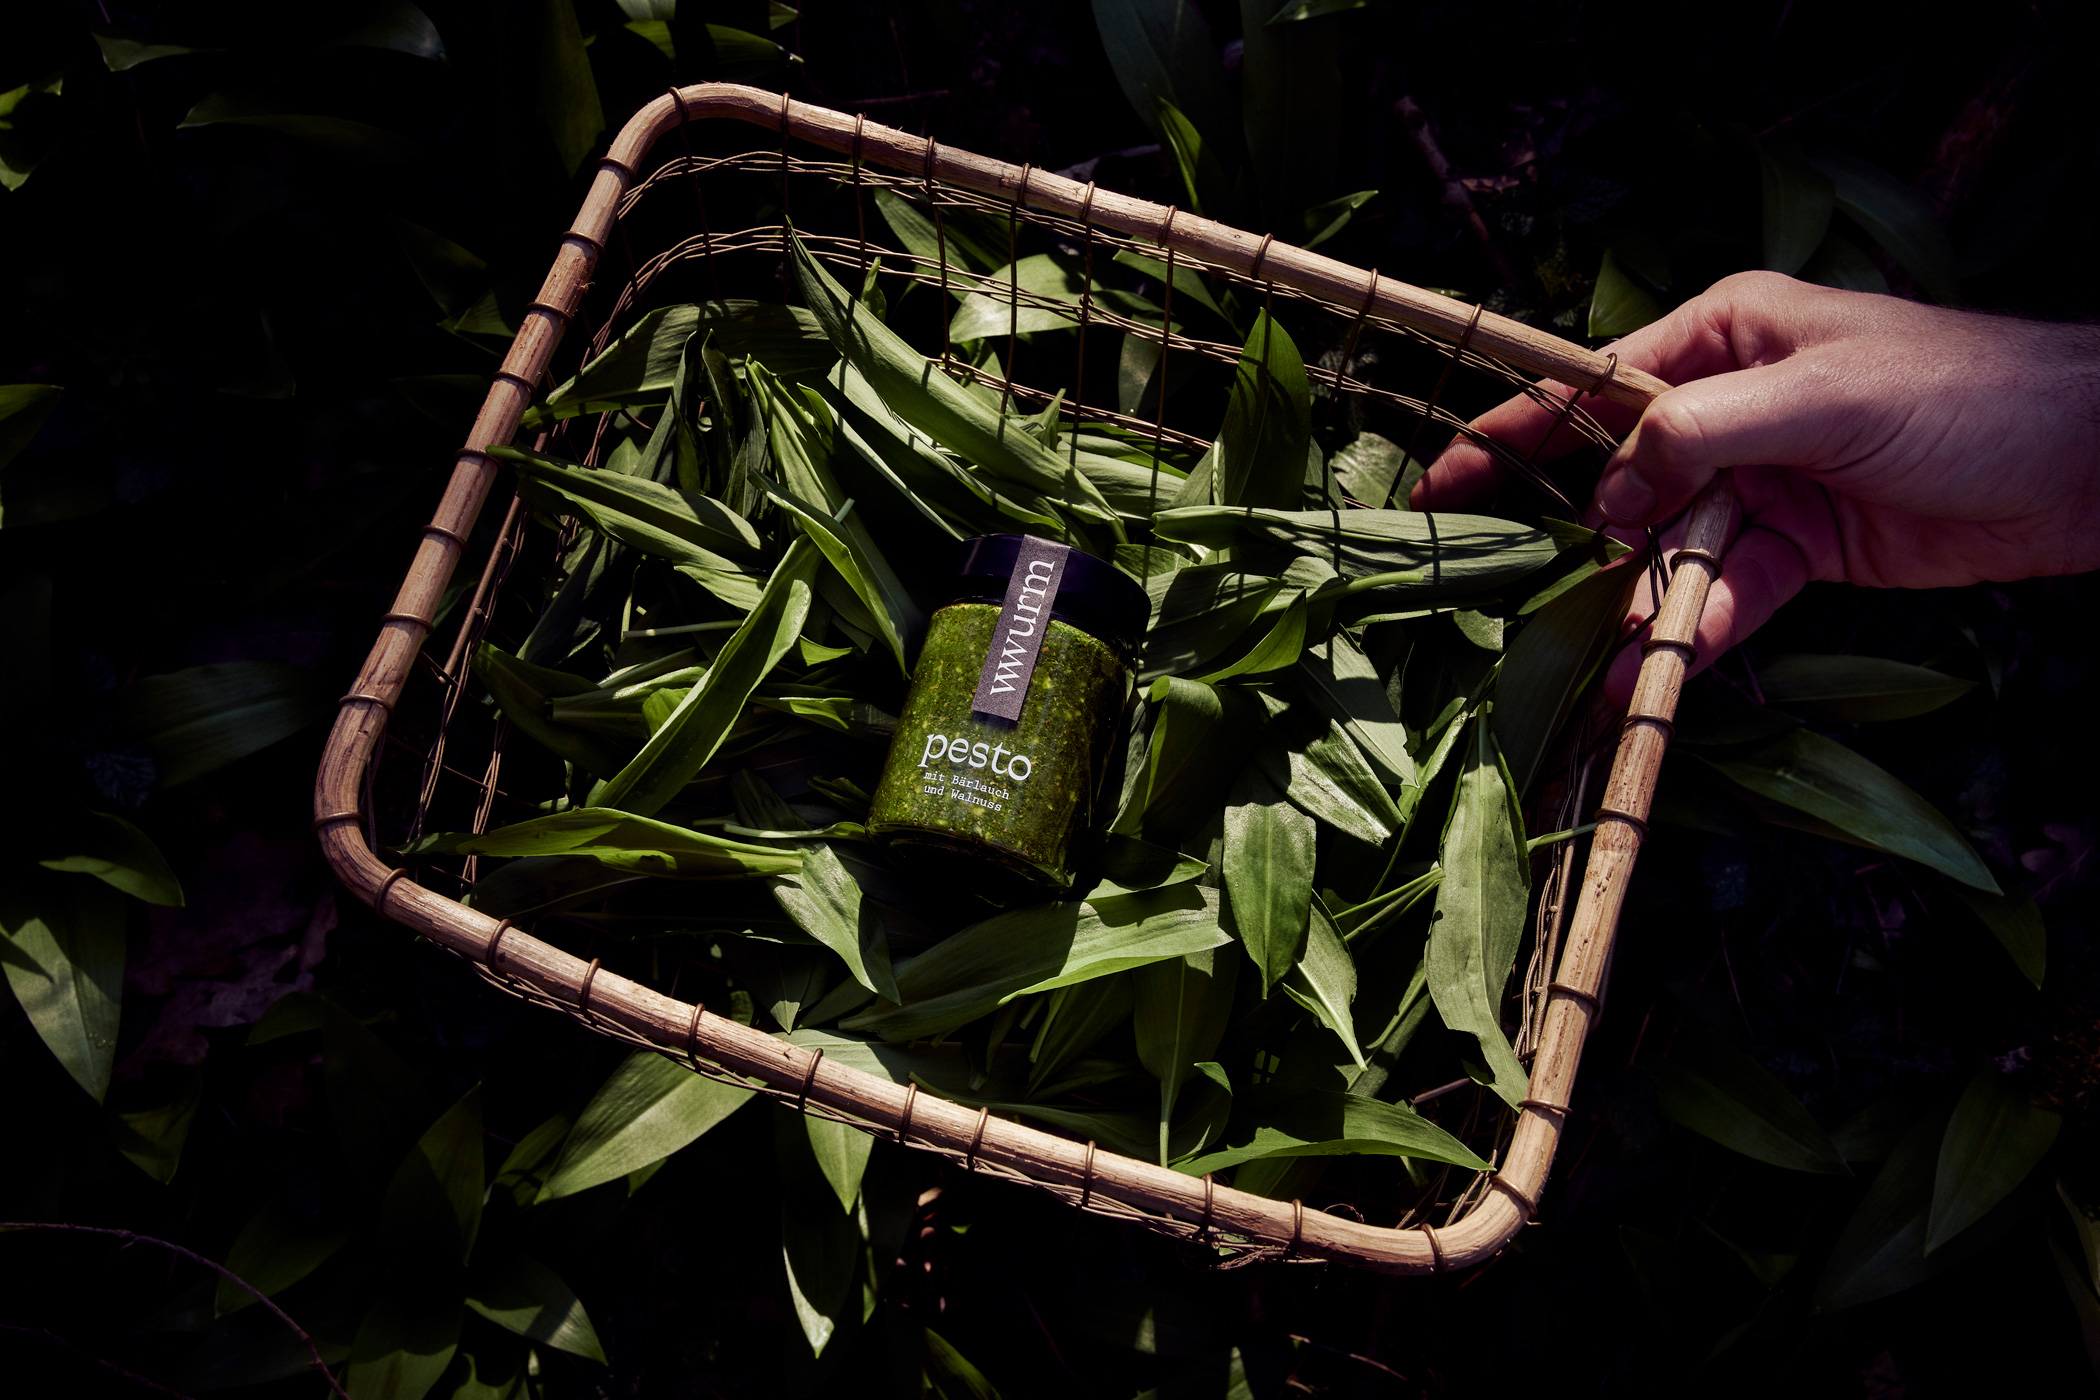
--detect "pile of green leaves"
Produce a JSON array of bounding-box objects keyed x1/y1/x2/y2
[{"x1": 417, "y1": 220, "x2": 1652, "y2": 1225}]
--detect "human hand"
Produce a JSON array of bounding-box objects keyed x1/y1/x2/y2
[{"x1": 1413, "y1": 271, "x2": 2100, "y2": 701}]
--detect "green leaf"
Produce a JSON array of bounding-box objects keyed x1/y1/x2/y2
[
  {"x1": 39, "y1": 810, "x2": 184, "y2": 906},
  {"x1": 1281, "y1": 908, "x2": 1364, "y2": 1069},
  {"x1": 1239, "y1": 0, "x2": 1341, "y2": 231},
  {"x1": 178, "y1": 91, "x2": 411, "y2": 161},
  {"x1": 1292, "y1": 631, "x2": 1417, "y2": 787},
  {"x1": 627, "y1": 22, "x2": 793, "y2": 66},
  {"x1": 924, "y1": 1326, "x2": 1004, "y2": 1400},
  {"x1": 1223, "y1": 762, "x2": 1316, "y2": 994},
  {"x1": 1139, "y1": 567, "x2": 1285, "y2": 682},
  {"x1": 1954, "y1": 886, "x2": 2046, "y2": 988},
  {"x1": 1761, "y1": 144, "x2": 1835, "y2": 276},
  {"x1": 0, "y1": 383, "x2": 62, "y2": 469},
  {"x1": 1113, "y1": 250, "x2": 1234, "y2": 329},
  {"x1": 1328, "y1": 431, "x2": 1410, "y2": 510},
  {"x1": 589, "y1": 541, "x2": 819, "y2": 815},
  {"x1": 215, "y1": 1193, "x2": 351, "y2": 1317},
  {"x1": 113, "y1": 662, "x2": 330, "y2": 787},
  {"x1": 1151, "y1": 92, "x2": 1236, "y2": 220},
  {"x1": 948, "y1": 253, "x2": 1162, "y2": 343},
  {"x1": 106, "y1": 1073, "x2": 201, "y2": 1183},
  {"x1": 519, "y1": 523, "x2": 627, "y2": 668},
  {"x1": 1425, "y1": 717, "x2": 1529, "y2": 1106},
  {"x1": 177, "y1": 92, "x2": 408, "y2": 160},
  {"x1": 1213, "y1": 312, "x2": 1311, "y2": 512},
  {"x1": 1133, "y1": 946, "x2": 1239, "y2": 1165},
  {"x1": 1813, "y1": 1104, "x2": 2029, "y2": 1311},
  {"x1": 788, "y1": 232, "x2": 1118, "y2": 524},
  {"x1": 1692, "y1": 729, "x2": 1999, "y2": 893},
  {"x1": 448, "y1": 1350, "x2": 526, "y2": 1400},
  {"x1": 473, "y1": 645, "x2": 631, "y2": 779},
  {"x1": 803, "y1": 1113, "x2": 874, "y2": 1215},
  {"x1": 1153, "y1": 506, "x2": 1555, "y2": 594},
  {"x1": 1588, "y1": 249, "x2": 1662, "y2": 338},
  {"x1": 1090, "y1": 0, "x2": 1233, "y2": 151},
  {"x1": 378, "y1": 1086, "x2": 485, "y2": 1266},
  {"x1": 1260, "y1": 719, "x2": 1403, "y2": 846},
  {"x1": 1177, "y1": 1088, "x2": 1489, "y2": 1175},
  {"x1": 763, "y1": 488, "x2": 923, "y2": 674},
  {"x1": 1189, "y1": 590, "x2": 1309, "y2": 683},
  {"x1": 0, "y1": 76, "x2": 63, "y2": 192},
  {"x1": 0, "y1": 876, "x2": 126, "y2": 1102},
  {"x1": 500, "y1": 446, "x2": 763, "y2": 562},
  {"x1": 348, "y1": 1293, "x2": 459, "y2": 1400},
  {"x1": 465, "y1": 855, "x2": 650, "y2": 919},
  {"x1": 536, "y1": 302, "x2": 834, "y2": 422},
  {"x1": 1494, "y1": 558, "x2": 1641, "y2": 796},
  {"x1": 1302, "y1": 188, "x2": 1376, "y2": 249},
  {"x1": 1651, "y1": 1018, "x2": 1848, "y2": 1174},
  {"x1": 1927, "y1": 1071, "x2": 2060, "y2": 1253},
  {"x1": 772, "y1": 842, "x2": 899, "y2": 1003},
  {"x1": 1114, "y1": 677, "x2": 1266, "y2": 841},
  {"x1": 815, "y1": 367, "x2": 1034, "y2": 542},
  {"x1": 747, "y1": 361, "x2": 845, "y2": 511},
  {"x1": 1807, "y1": 150, "x2": 1959, "y2": 303},
  {"x1": 775, "y1": 1108, "x2": 862, "y2": 1358},
  {"x1": 841, "y1": 886, "x2": 1230, "y2": 1041},
  {"x1": 1754, "y1": 653, "x2": 1974, "y2": 722},
  {"x1": 466, "y1": 1253, "x2": 607, "y2": 1363},
  {"x1": 92, "y1": 33, "x2": 215, "y2": 71},
  {"x1": 535, "y1": 0, "x2": 603, "y2": 176},
  {"x1": 873, "y1": 188, "x2": 1007, "y2": 275},
  {"x1": 407, "y1": 808, "x2": 800, "y2": 879},
  {"x1": 540, "y1": 1051, "x2": 754, "y2": 1202},
  {"x1": 335, "y1": 2, "x2": 447, "y2": 61},
  {"x1": 635, "y1": 328, "x2": 708, "y2": 493},
  {"x1": 1023, "y1": 975, "x2": 1138, "y2": 1096}
]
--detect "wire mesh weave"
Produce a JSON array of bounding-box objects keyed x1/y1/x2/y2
[{"x1": 315, "y1": 84, "x2": 1726, "y2": 1275}]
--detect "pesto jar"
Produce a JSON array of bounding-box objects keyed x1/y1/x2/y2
[{"x1": 868, "y1": 535, "x2": 1148, "y2": 903}]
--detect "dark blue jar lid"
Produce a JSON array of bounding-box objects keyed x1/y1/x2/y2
[{"x1": 951, "y1": 534, "x2": 1151, "y2": 656}]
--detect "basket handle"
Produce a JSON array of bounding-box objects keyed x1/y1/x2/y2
[{"x1": 594, "y1": 85, "x2": 1667, "y2": 412}]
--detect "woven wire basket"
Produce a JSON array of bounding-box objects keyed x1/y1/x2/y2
[{"x1": 315, "y1": 84, "x2": 1735, "y2": 1275}]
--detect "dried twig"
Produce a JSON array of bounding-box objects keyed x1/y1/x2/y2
[
  {"x1": 0, "y1": 1322, "x2": 194, "y2": 1399},
  {"x1": 0, "y1": 1223, "x2": 349, "y2": 1400},
  {"x1": 1287, "y1": 1333, "x2": 1409, "y2": 1383},
  {"x1": 1393, "y1": 96, "x2": 1518, "y2": 285}
]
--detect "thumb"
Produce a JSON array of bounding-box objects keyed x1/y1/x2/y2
[{"x1": 1595, "y1": 358, "x2": 1843, "y2": 528}]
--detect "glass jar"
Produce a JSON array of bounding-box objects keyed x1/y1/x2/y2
[{"x1": 867, "y1": 534, "x2": 1149, "y2": 903}]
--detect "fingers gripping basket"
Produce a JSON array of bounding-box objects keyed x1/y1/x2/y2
[{"x1": 314, "y1": 84, "x2": 1736, "y2": 1274}]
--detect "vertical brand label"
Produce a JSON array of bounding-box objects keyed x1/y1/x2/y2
[{"x1": 970, "y1": 535, "x2": 1069, "y2": 721}]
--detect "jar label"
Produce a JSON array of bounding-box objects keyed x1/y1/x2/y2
[{"x1": 970, "y1": 534, "x2": 1069, "y2": 722}]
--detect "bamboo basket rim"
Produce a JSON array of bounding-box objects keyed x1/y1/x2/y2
[{"x1": 312, "y1": 83, "x2": 1737, "y2": 1276}]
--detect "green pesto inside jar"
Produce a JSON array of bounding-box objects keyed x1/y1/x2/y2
[{"x1": 868, "y1": 603, "x2": 1129, "y2": 901}]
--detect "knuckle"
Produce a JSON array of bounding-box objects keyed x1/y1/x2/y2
[
  {"x1": 1712, "y1": 269, "x2": 1793, "y2": 304},
  {"x1": 1700, "y1": 270, "x2": 1808, "y2": 334},
  {"x1": 1637, "y1": 398, "x2": 1708, "y2": 475}
]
